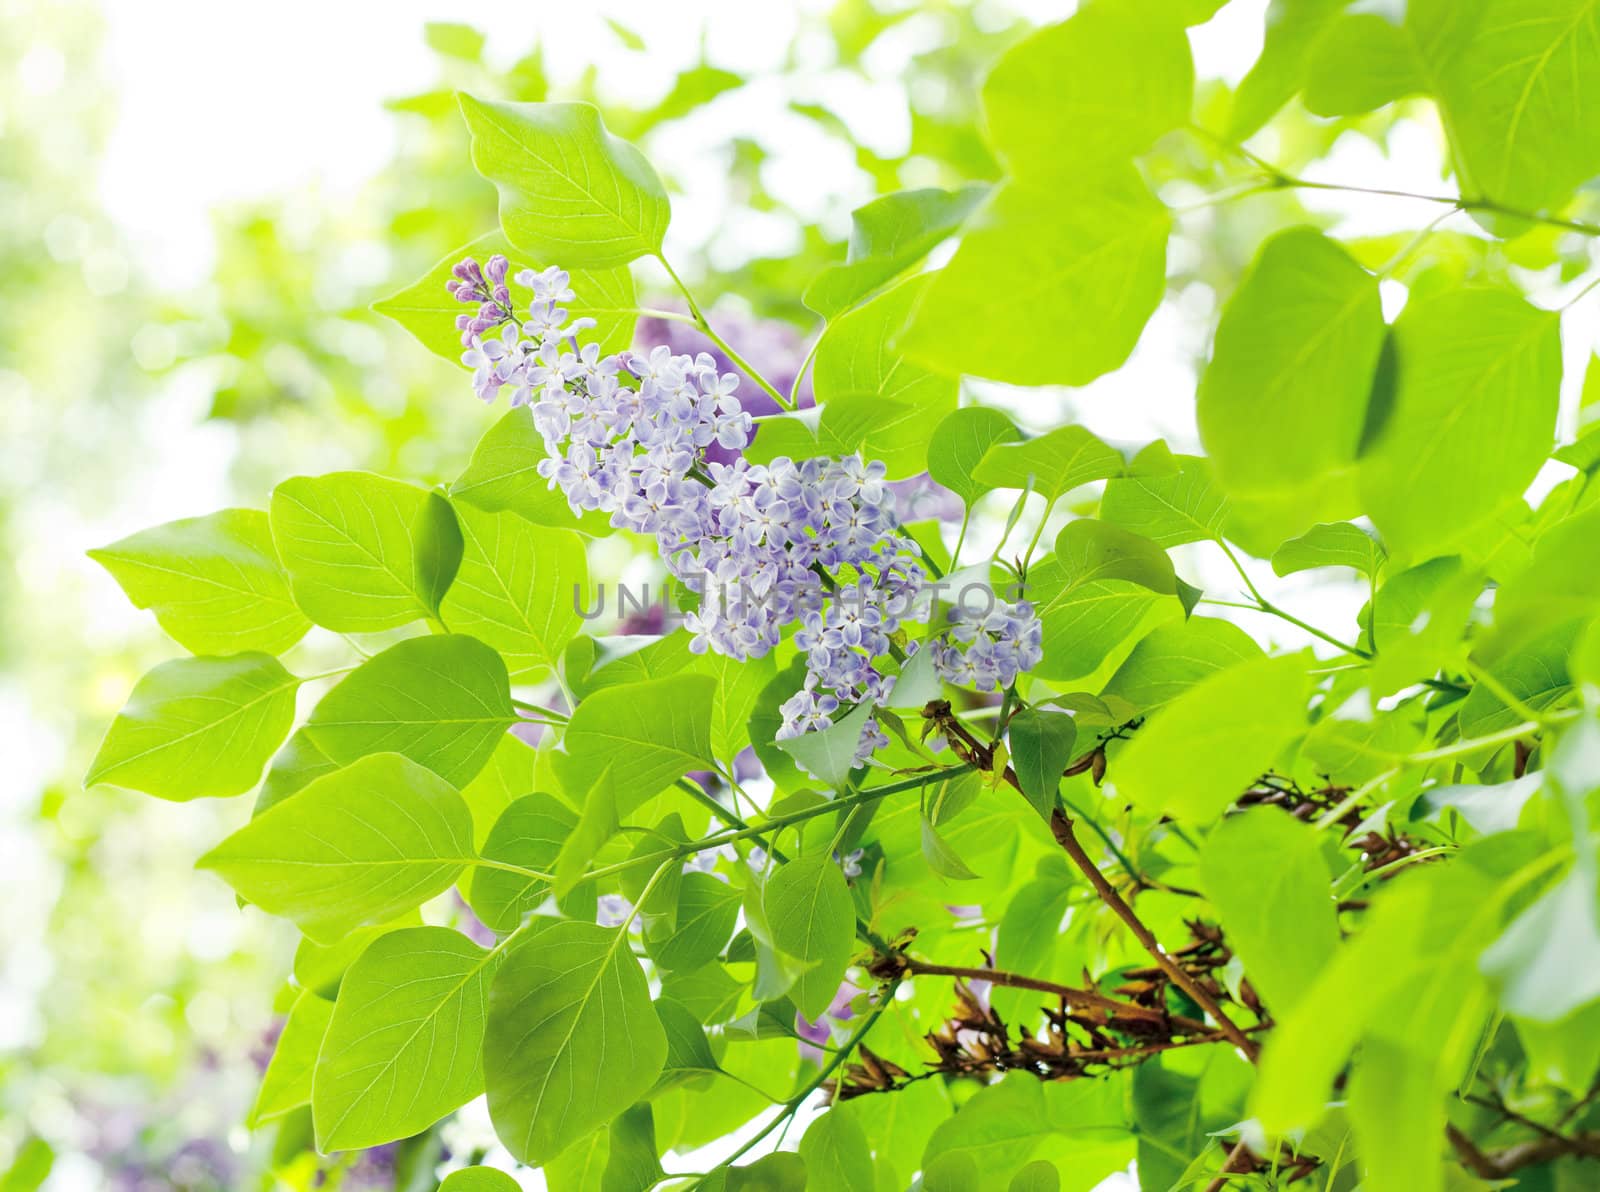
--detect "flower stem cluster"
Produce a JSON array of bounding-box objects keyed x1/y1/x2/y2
[{"x1": 450, "y1": 258, "x2": 1042, "y2": 767}]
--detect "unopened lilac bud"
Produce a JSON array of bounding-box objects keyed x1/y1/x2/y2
[
  {"x1": 478, "y1": 300, "x2": 502, "y2": 323},
  {"x1": 452, "y1": 258, "x2": 482, "y2": 283},
  {"x1": 493, "y1": 284, "x2": 511, "y2": 305},
  {"x1": 485, "y1": 254, "x2": 510, "y2": 283}
]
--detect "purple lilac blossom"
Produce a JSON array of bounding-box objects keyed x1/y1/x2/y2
[{"x1": 450, "y1": 259, "x2": 1042, "y2": 768}]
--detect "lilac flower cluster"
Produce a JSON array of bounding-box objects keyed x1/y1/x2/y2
[
  {"x1": 449, "y1": 258, "x2": 1043, "y2": 767},
  {"x1": 929, "y1": 599, "x2": 1044, "y2": 692}
]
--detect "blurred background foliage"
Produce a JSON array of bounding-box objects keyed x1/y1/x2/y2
[{"x1": 6, "y1": 0, "x2": 1597, "y2": 1187}]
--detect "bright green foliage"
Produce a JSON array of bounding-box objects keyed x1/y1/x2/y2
[
  {"x1": 312, "y1": 926, "x2": 501, "y2": 1150},
  {"x1": 802, "y1": 186, "x2": 986, "y2": 318},
  {"x1": 270, "y1": 472, "x2": 463, "y2": 632},
  {"x1": 1197, "y1": 228, "x2": 1384, "y2": 543},
  {"x1": 440, "y1": 502, "x2": 586, "y2": 678},
  {"x1": 198, "y1": 753, "x2": 475, "y2": 942},
  {"x1": 484, "y1": 922, "x2": 666, "y2": 1164},
  {"x1": 89, "y1": 509, "x2": 310, "y2": 655},
  {"x1": 1114, "y1": 653, "x2": 1310, "y2": 822},
  {"x1": 84, "y1": 7, "x2": 1600, "y2": 1189},
  {"x1": 250, "y1": 990, "x2": 332, "y2": 1126},
  {"x1": 87, "y1": 653, "x2": 299, "y2": 800},
  {"x1": 1359, "y1": 288, "x2": 1560, "y2": 557},
  {"x1": 304, "y1": 634, "x2": 516, "y2": 787},
  {"x1": 460, "y1": 96, "x2": 670, "y2": 267},
  {"x1": 438, "y1": 1168, "x2": 521, "y2": 1192},
  {"x1": 811, "y1": 275, "x2": 956, "y2": 476},
  {"x1": 763, "y1": 853, "x2": 856, "y2": 1020}
]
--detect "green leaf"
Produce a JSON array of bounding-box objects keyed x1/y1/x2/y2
[
  {"x1": 452, "y1": 407, "x2": 611, "y2": 533},
  {"x1": 293, "y1": 914, "x2": 422, "y2": 998},
  {"x1": 554, "y1": 767, "x2": 620, "y2": 900},
  {"x1": 645, "y1": 872, "x2": 742, "y2": 971},
  {"x1": 484, "y1": 921, "x2": 667, "y2": 1163},
  {"x1": 373, "y1": 233, "x2": 637, "y2": 362},
  {"x1": 722, "y1": 1153, "x2": 808, "y2": 1191},
  {"x1": 1347, "y1": 1036, "x2": 1444, "y2": 1192},
  {"x1": 87, "y1": 653, "x2": 299, "y2": 800},
  {"x1": 304, "y1": 634, "x2": 516, "y2": 789},
  {"x1": 250, "y1": 989, "x2": 333, "y2": 1126},
  {"x1": 764, "y1": 853, "x2": 856, "y2": 1020},
  {"x1": 799, "y1": 1108, "x2": 875, "y2": 1192},
  {"x1": 1271, "y1": 522, "x2": 1386, "y2": 581},
  {"x1": 926, "y1": 408, "x2": 1022, "y2": 508},
  {"x1": 898, "y1": 167, "x2": 1170, "y2": 388},
  {"x1": 459, "y1": 96, "x2": 669, "y2": 268},
  {"x1": 602, "y1": 1102, "x2": 664, "y2": 1192},
  {"x1": 1032, "y1": 577, "x2": 1164, "y2": 682},
  {"x1": 1049, "y1": 520, "x2": 1177, "y2": 596},
  {"x1": 469, "y1": 794, "x2": 574, "y2": 932},
  {"x1": 459, "y1": 733, "x2": 543, "y2": 846},
  {"x1": 270, "y1": 472, "x2": 463, "y2": 632},
  {"x1": 1009, "y1": 1160, "x2": 1060, "y2": 1192},
  {"x1": 89, "y1": 508, "x2": 310, "y2": 655},
  {"x1": 257, "y1": 728, "x2": 339, "y2": 815},
  {"x1": 1423, "y1": 0, "x2": 1600, "y2": 213},
  {"x1": 982, "y1": 0, "x2": 1193, "y2": 176},
  {"x1": 1418, "y1": 773, "x2": 1541, "y2": 836},
  {"x1": 438, "y1": 1168, "x2": 521, "y2": 1192},
  {"x1": 424, "y1": 21, "x2": 484, "y2": 60},
  {"x1": 1102, "y1": 616, "x2": 1262, "y2": 716},
  {"x1": 1007, "y1": 709, "x2": 1078, "y2": 817},
  {"x1": 1359, "y1": 288, "x2": 1561, "y2": 558},
  {"x1": 1226, "y1": 0, "x2": 1349, "y2": 138},
  {"x1": 1113, "y1": 653, "x2": 1310, "y2": 823},
  {"x1": 312, "y1": 926, "x2": 502, "y2": 1151},
  {"x1": 774, "y1": 699, "x2": 874, "y2": 788},
  {"x1": 559, "y1": 674, "x2": 716, "y2": 814},
  {"x1": 702, "y1": 650, "x2": 776, "y2": 764},
  {"x1": 1364, "y1": 556, "x2": 1482, "y2": 696},
  {"x1": 652, "y1": 998, "x2": 723, "y2": 1093},
  {"x1": 1482, "y1": 868, "x2": 1600, "y2": 1022},
  {"x1": 811, "y1": 275, "x2": 957, "y2": 477},
  {"x1": 1200, "y1": 810, "x2": 1338, "y2": 1015},
  {"x1": 1196, "y1": 228, "x2": 1384, "y2": 539},
  {"x1": 991, "y1": 880, "x2": 1072, "y2": 1024},
  {"x1": 1460, "y1": 620, "x2": 1580, "y2": 737},
  {"x1": 971, "y1": 427, "x2": 1124, "y2": 505},
  {"x1": 1304, "y1": 12, "x2": 1423, "y2": 117},
  {"x1": 920, "y1": 812, "x2": 982, "y2": 881},
  {"x1": 440, "y1": 501, "x2": 586, "y2": 679},
  {"x1": 1099, "y1": 453, "x2": 1226, "y2": 548},
  {"x1": 803, "y1": 186, "x2": 987, "y2": 318},
  {"x1": 198, "y1": 753, "x2": 476, "y2": 943},
  {"x1": 1490, "y1": 507, "x2": 1600, "y2": 651}
]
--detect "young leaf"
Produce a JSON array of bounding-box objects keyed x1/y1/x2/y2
[
  {"x1": 602, "y1": 1102, "x2": 665, "y2": 1192},
  {"x1": 652, "y1": 998, "x2": 723, "y2": 1093},
  {"x1": 644, "y1": 872, "x2": 742, "y2": 971},
  {"x1": 198, "y1": 753, "x2": 476, "y2": 942},
  {"x1": 553, "y1": 767, "x2": 619, "y2": 899},
  {"x1": 898, "y1": 167, "x2": 1170, "y2": 388},
  {"x1": 439, "y1": 501, "x2": 587, "y2": 679},
  {"x1": 1113, "y1": 653, "x2": 1310, "y2": 824},
  {"x1": 484, "y1": 921, "x2": 667, "y2": 1163},
  {"x1": 250, "y1": 990, "x2": 333, "y2": 1126},
  {"x1": 459, "y1": 96, "x2": 670, "y2": 268},
  {"x1": 1226, "y1": 0, "x2": 1348, "y2": 138},
  {"x1": 451, "y1": 406, "x2": 614, "y2": 533},
  {"x1": 1031, "y1": 575, "x2": 1163, "y2": 682},
  {"x1": 1200, "y1": 810, "x2": 1338, "y2": 1016},
  {"x1": 1359, "y1": 289, "x2": 1560, "y2": 558},
  {"x1": 1050, "y1": 520, "x2": 1177, "y2": 596},
  {"x1": 89, "y1": 508, "x2": 311, "y2": 656},
  {"x1": 764, "y1": 853, "x2": 856, "y2": 1020},
  {"x1": 971, "y1": 426, "x2": 1124, "y2": 504},
  {"x1": 270, "y1": 471, "x2": 463, "y2": 632},
  {"x1": 1196, "y1": 228, "x2": 1384, "y2": 537},
  {"x1": 1099, "y1": 453, "x2": 1226, "y2": 548},
  {"x1": 312, "y1": 926, "x2": 503, "y2": 1151},
  {"x1": 799, "y1": 1107, "x2": 876, "y2": 1192},
  {"x1": 86, "y1": 653, "x2": 299, "y2": 800},
  {"x1": 926, "y1": 407, "x2": 1023, "y2": 508},
  {"x1": 468, "y1": 794, "x2": 575, "y2": 932},
  {"x1": 1271, "y1": 521, "x2": 1386, "y2": 582},
  {"x1": 1007, "y1": 709, "x2": 1078, "y2": 817},
  {"x1": 982, "y1": 0, "x2": 1193, "y2": 176},
  {"x1": 1101, "y1": 616, "x2": 1262, "y2": 716},
  {"x1": 438, "y1": 1169, "x2": 520, "y2": 1192},
  {"x1": 810, "y1": 275, "x2": 958, "y2": 477},
  {"x1": 803, "y1": 185, "x2": 987, "y2": 318},
  {"x1": 558, "y1": 674, "x2": 716, "y2": 813},
  {"x1": 374, "y1": 232, "x2": 637, "y2": 361},
  {"x1": 304, "y1": 634, "x2": 516, "y2": 789},
  {"x1": 774, "y1": 699, "x2": 875, "y2": 788},
  {"x1": 920, "y1": 812, "x2": 981, "y2": 881}
]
